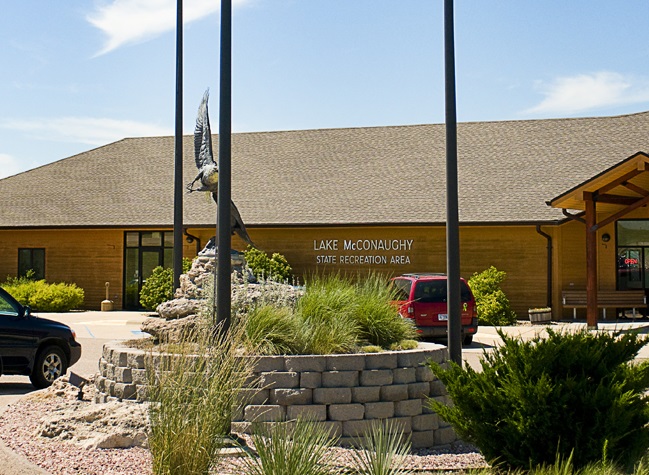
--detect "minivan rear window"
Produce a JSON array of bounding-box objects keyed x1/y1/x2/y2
[
  {"x1": 413, "y1": 280, "x2": 472, "y2": 303},
  {"x1": 391, "y1": 279, "x2": 412, "y2": 301}
]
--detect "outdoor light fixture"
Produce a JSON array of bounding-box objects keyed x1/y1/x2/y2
[{"x1": 602, "y1": 233, "x2": 611, "y2": 243}]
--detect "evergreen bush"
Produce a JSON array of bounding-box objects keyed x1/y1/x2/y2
[
  {"x1": 139, "y1": 258, "x2": 191, "y2": 311},
  {"x1": 244, "y1": 246, "x2": 292, "y2": 282},
  {"x1": 2, "y1": 276, "x2": 84, "y2": 312},
  {"x1": 468, "y1": 266, "x2": 517, "y2": 325},
  {"x1": 428, "y1": 329, "x2": 649, "y2": 470}
]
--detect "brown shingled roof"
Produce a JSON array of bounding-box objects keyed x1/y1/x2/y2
[{"x1": 2, "y1": 111, "x2": 649, "y2": 228}]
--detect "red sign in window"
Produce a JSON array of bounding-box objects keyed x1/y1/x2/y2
[{"x1": 625, "y1": 258, "x2": 639, "y2": 265}]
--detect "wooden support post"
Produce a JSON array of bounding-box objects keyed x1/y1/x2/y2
[{"x1": 585, "y1": 194, "x2": 598, "y2": 329}]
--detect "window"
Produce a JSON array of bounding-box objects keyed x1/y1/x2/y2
[
  {"x1": 18, "y1": 248, "x2": 45, "y2": 280},
  {"x1": 617, "y1": 220, "x2": 649, "y2": 290}
]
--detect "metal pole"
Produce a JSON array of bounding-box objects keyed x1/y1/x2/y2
[
  {"x1": 172, "y1": 0, "x2": 184, "y2": 294},
  {"x1": 444, "y1": 0, "x2": 462, "y2": 365},
  {"x1": 216, "y1": 0, "x2": 232, "y2": 334}
]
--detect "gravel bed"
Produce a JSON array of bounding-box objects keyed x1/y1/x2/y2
[{"x1": 0, "y1": 389, "x2": 487, "y2": 475}]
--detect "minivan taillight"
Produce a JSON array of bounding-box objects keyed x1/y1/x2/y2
[{"x1": 407, "y1": 304, "x2": 414, "y2": 316}]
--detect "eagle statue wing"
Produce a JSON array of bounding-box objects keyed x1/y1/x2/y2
[{"x1": 194, "y1": 89, "x2": 215, "y2": 170}]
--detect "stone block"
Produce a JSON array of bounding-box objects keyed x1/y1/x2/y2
[
  {"x1": 409, "y1": 382, "x2": 431, "y2": 399},
  {"x1": 315, "y1": 421, "x2": 343, "y2": 438},
  {"x1": 127, "y1": 351, "x2": 146, "y2": 369},
  {"x1": 113, "y1": 383, "x2": 136, "y2": 400},
  {"x1": 393, "y1": 367, "x2": 416, "y2": 384},
  {"x1": 105, "y1": 363, "x2": 115, "y2": 380},
  {"x1": 380, "y1": 384, "x2": 409, "y2": 401},
  {"x1": 286, "y1": 405, "x2": 327, "y2": 421},
  {"x1": 365, "y1": 353, "x2": 398, "y2": 370},
  {"x1": 386, "y1": 416, "x2": 412, "y2": 434},
  {"x1": 136, "y1": 385, "x2": 148, "y2": 402},
  {"x1": 351, "y1": 386, "x2": 381, "y2": 403},
  {"x1": 328, "y1": 404, "x2": 365, "y2": 421},
  {"x1": 411, "y1": 430, "x2": 435, "y2": 449},
  {"x1": 244, "y1": 405, "x2": 286, "y2": 422},
  {"x1": 237, "y1": 388, "x2": 269, "y2": 405},
  {"x1": 313, "y1": 387, "x2": 352, "y2": 405},
  {"x1": 249, "y1": 356, "x2": 285, "y2": 373},
  {"x1": 112, "y1": 350, "x2": 128, "y2": 368},
  {"x1": 326, "y1": 354, "x2": 366, "y2": 371},
  {"x1": 364, "y1": 401, "x2": 395, "y2": 419},
  {"x1": 342, "y1": 419, "x2": 373, "y2": 437},
  {"x1": 131, "y1": 369, "x2": 147, "y2": 385},
  {"x1": 421, "y1": 398, "x2": 435, "y2": 414},
  {"x1": 114, "y1": 367, "x2": 132, "y2": 384},
  {"x1": 416, "y1": 366, "x2": 435, "y2": 382},
  {"x1": 300, "y1": 372, "x2": 322, "y2": 388},
  {"x1": 397, "y1": 348, "x2": 439, "y2": 367},
  {"x1": 270, "y1": 388, "x2": 313, "y2": 405},
  {"x1": 434, "y1": 426, "x2": 457, "y2": 446},
  {"x1": 360, "y1": 369, "x2": 393, "y2": 386},
  {"x1": 430, "y1": 380, "x2": 448, "y2": 397},
  {"x1": 412, "y1": 413, "x2": 439, "y2": 432},
  {"x1": 322, "y1": 371, "x2": 359, "y2": 388},
  {"x1": 394, "y1": 399, "x2": 422, "y2": 417},
  {"x1": 285, "y1": 355, "x2": 326, "y2": 372},
  {"x1": 259, "y1": 371, "x2": 299, "y2": 389}
]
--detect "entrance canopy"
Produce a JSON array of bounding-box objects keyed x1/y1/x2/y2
[{"x1": 548, "y1": 151, "x2": 649, "y2": 328}]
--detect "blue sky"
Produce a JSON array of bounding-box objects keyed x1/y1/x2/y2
[{"x1": 2, "y1": 1, "x2": 649, "y2": 179}]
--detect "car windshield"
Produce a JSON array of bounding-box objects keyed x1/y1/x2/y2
[
  {"x1": 414, "y1": 280, "x2": 472, "y2": 303},
  {"x1": 391, "y1": 279, "x2": 412, "y2": 301},
  {"x1": 0, "y1": 289, "x2": 20, "y2": 316}
]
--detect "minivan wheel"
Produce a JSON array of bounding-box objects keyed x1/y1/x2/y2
[
  {"x1": 463, "y1": 334, "x2": 474, "y2": 345},
  {"x1": 30, "y1": 346, "x2": 68, "y2": 389}
]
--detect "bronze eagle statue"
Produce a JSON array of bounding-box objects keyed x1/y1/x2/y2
[{"x1": 187, "y1": 90, "x2": 255, "y2": 248}]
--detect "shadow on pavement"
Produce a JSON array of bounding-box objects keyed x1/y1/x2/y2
[{"x1": 0, "y1": 381, "x2": 34, "y2": 397}]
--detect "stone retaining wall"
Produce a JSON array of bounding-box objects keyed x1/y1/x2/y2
[{"x1": 96, "y1": 341, "x2": 456, "y2": 449}]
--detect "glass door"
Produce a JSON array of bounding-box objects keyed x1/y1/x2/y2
[{"x1": 123, "y1": 231, "x2": 174, "y2": 309}]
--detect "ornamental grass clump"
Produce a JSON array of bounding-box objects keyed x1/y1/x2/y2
[
  {"x1": 146, "y1": 324, "x2": 259, "y2": 475},
  {"x1": 428, "y1": 328, "x2": 649, "y2": 470},
  {"x1": 201, "y1": 272, "x2": 416, "y2": 355}
]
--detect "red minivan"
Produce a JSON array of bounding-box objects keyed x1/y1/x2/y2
[{"x1": 390, "y1": 273, "x2": 478, "y2": 345}]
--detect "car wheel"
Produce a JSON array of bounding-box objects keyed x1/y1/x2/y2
[
  {"x1": 463, "y1": 334, "x2": 474, "y2": 345},
  {"x1": 30, "y1": 346, "x2": 68, "y2": 389}
]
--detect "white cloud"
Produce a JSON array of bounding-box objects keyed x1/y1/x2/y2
[
  {"x1": 525, "y1": 71, "x2": 649, "y2": 116},
  {"x1": 0, "y1": 154, "x2": 25, "y2": 179},
  {"x1": 1, "y1": 117, "x2": 172, "y2": 146},
  {"x1": 87, "y1": 0, "x2": 247, "y2": 56}
]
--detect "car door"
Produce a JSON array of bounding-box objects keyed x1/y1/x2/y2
[{"x1": 0, "y1": 289, "x2": 36, "y2": 372}]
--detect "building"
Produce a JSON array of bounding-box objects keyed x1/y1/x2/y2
[{"x1": 3, "y1": 111, "x2": 649, "y2": 319}]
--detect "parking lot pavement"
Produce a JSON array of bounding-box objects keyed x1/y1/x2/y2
[{"x1": 462, "y1": 320, "x2": 649, "y2": 370}]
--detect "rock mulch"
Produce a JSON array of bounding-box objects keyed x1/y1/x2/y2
[{"x1": 0, "y1": 378, "x2": 487, "y2": 475}]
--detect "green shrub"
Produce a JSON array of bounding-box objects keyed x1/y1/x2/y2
[
  {"x1": 244, "y1": 246, "x2": 292, "y2": 282},
  {"x1": 139, "y1": 258, "x2": 192, "y2": 311},
  {"x1": 2, "y1": 277, "x2": 84, "y2": 312},
  {"x1": 428, "y1": 329, "x2": 649, "y2": 470},
  {"x1": 468, "y1": 266, "x2": 517, "y2": 326}
]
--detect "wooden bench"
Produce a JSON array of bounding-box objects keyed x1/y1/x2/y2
[{"x1": 562, "y1": 290, "x2": 647, "y2": 319}]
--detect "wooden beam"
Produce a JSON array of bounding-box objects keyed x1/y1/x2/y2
[
  {"x1": 595, "y1": 169, "x2": 643, "y2": 195},
  {"x1": 594, "y1": 193, "x2": 649, "y2": 231},
  {"x1": 622, "y1": 181, "x2": 649, "y2": 197},
  {"x1": 585, "y1": 196, "x2": 598, "y2": 330},
  {"x1": 595, "y1": 194, "x2": 638, "y2": 205}
]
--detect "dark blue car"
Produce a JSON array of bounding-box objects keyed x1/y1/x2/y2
[{"x1": 0, "y1": 286, "x2": 81, "y2": 388}]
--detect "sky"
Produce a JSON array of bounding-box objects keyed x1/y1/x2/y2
[{"x1": 2, "y1": 1, "x2": 649, "y2": 179}]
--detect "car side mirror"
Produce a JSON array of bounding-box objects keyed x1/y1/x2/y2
[{"x1": 22, "y1": 305, "x2": 32, "y2": 318}]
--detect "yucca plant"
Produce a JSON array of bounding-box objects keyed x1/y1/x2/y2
[
  {"x1": 350, "y1": 420, "x2": 414, "y2": 475},
  {"x1": 242, "y1": 418, "x2": 338, "y2": 475}
]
